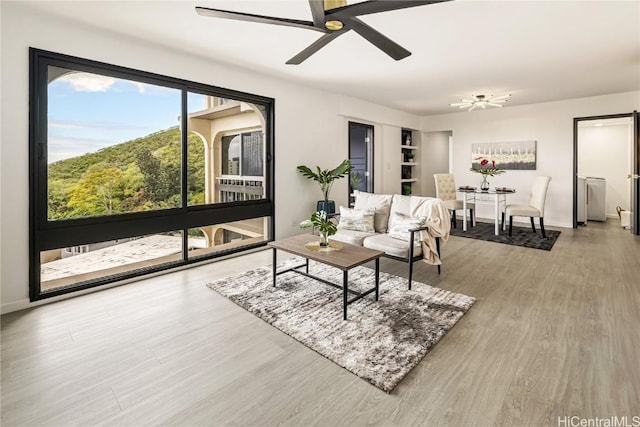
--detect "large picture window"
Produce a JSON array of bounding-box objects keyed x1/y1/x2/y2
[{"x1": 30, "y1": 49, "x2": 275, "y2": 300}]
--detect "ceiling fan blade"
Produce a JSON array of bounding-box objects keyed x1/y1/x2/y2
[
  {"x1": 308, "y1": 0, "x2": 326, "y2": 28},
  {"x1": 196, "y1": 6, "x2": 321, "y2": 32},
  {"x1": 286, "y1": 31, "x2": 345, "y2": 64},
  {"x1": 330, "y1": 0, "x2": 450, "y2": 17},
  {"x1": 348, "y1": 17, "x2": 410, "y2": 60}
]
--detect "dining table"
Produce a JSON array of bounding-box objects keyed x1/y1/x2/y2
[{"x1": 456, "y1": 187, "x2": 517, "y2": 235}]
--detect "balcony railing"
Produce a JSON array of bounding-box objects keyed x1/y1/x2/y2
[{"x1": 215, "y1": 176, "x2": 264, "y2": 202}]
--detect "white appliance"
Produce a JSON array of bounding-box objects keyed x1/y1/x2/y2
[
  {"x1": 577, "y1": 176, "x2": 587, "y2": 224},
  {"x1": 621, "y1": 210, "x2": 631, "y2": 229},
  {"x1": 586, "y1": 177, "x2": 606, "y2": 221}
]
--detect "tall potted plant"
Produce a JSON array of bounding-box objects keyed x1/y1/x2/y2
[{"x1": 297, "y1": 159, "x2": 353, "y2": 214}]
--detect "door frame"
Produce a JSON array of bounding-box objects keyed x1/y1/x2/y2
[
  {"x1": 572, "y1": 112, "x2": 639, "y2": 235},
  {"x1": 348, "y1": 121, "x2": 375, "y2": 194},
  {"x1": 633, "y1": 111, "x2": 639, "y2": 234}
]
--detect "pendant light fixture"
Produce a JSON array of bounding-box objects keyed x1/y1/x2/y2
[{"x1": 450, "y1": 94, "x2": 511, "y2": 111}]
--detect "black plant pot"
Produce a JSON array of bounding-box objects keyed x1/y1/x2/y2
[{"x1": 316, "y1": 200, "x2": 336, "y2": 214}]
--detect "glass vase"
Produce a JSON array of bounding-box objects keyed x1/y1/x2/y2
[
  {"x1": 319, "y1": 232, "x2": 329, "y2": 247},
  {"x1": 480, "y1": 175, "x2": 490, "y2": 191}
]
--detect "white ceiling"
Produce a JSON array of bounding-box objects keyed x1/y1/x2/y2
[{"x1": 20, "y1": 0, "x2": 640, "y2": 115}]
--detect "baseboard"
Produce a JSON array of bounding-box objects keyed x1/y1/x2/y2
[
  {"x1": 1, "y1": 298, "x2": 32, "y2": 315},
  {"x1": 1, "y1": 279, "x2": 137, "y2": 315}
]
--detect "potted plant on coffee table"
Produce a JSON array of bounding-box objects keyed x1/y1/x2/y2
[
  {"x1": 300, "y1": 210, "x2": 337, "y2": 247},
  {"x1": 297, "y1": 159, "x2": 353, "y2": 214}
]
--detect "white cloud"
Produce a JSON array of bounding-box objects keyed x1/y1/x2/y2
[
  {"x1": 49, "y1": 120, "x2": 148, "y2": 132},
  {"x1": 55, "y1": 72, "x2": 176, "y2": 95},
  {"x1": 133, "y1": 82, "x2": 146, "y2": 93},
  {"x1": 49, "y1": 121, "x2": 88, "y2": 130},
  {"x1": 57, "y1": 73, "x2": 116, "y2": 92}
]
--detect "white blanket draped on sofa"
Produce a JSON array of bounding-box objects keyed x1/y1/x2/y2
[{"x1": 410, "y1": 197, "x2": 451, "y2": 265}]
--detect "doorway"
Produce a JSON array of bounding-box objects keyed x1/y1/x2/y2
[
  {"x1": 573, "y1": 112, "x2": 639, "y2": 235},
  {"x1": 421, "y1": 131, "x2": 452, "y2": 197},
  {"x1": 349, "y1": 122, "x2": 374, "y2": 194}
]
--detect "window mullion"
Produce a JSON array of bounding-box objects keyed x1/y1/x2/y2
[{"x1": 181, "y1": 89, "x2": 189, "y2": 261}]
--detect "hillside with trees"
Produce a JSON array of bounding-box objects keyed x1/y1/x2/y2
[{"x1": 48, "y1": 127, "x2": 205, "y2": 219}]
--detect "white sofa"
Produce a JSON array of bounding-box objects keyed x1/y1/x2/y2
[{"x1": 330, "y1": 191, "x2": 451, "y2": 289}]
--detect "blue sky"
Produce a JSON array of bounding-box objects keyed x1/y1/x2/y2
[{"x1": 48, "y1": 71, "x2": 205, "y2": 163}]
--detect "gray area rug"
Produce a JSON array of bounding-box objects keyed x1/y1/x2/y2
[
  {"x1": 450, "y1": 220, "x2": 561, "y2": 250},
  {"x1": 206, "y1": 257, "x2": 475, "y2": 393}
]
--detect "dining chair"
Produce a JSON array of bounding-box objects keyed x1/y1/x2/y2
[
  {"x1": 433, "y1": 173, "x2": 475, "y2": 228},
  {"x1": 502, "y1": 176, "x2": 552, "y2": 238}
]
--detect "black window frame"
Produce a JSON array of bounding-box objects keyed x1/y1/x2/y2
[
  {"x1": 29, "y1": 48, "x2": 275, "y2": 301},
  {"x1": 220, "y1": 130, "x2": 264, "y2": 177}
]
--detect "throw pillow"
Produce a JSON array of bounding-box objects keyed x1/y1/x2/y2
[
  {"x1": 337, "y1": 206, "x2": 375, "y2": 232},
  {"x1": 388, "y1": 212, "x2": 426, "y2": 242},
  {"x1": 354, "y1": 191, "x2": 393, "y2": 233}
]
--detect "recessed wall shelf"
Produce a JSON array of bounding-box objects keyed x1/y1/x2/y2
[{"x1": 401, "y1": 129, "x2": 417, "y2": 195}]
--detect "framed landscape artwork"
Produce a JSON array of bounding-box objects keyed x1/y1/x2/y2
[{"x1": 471, "y1": 141, "x2": 537, "y2": 170}]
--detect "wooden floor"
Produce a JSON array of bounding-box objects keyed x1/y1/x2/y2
[{"x1": 2, "y1": 220, "x2": 639, "y2": 426}]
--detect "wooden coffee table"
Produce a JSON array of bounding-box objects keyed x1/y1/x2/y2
[{"x1": 267, "y1": 234, "x2": 384, "y2": 320}]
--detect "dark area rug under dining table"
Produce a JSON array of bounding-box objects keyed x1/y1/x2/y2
[{"x1": 449, "y1": 220, "x2": 560, "y2": 250}]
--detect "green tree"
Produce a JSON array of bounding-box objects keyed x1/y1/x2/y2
[
  {"x1": 48, "y1": 179, "x2": 75, "y2": 219},
  {"x1": 156, "y1": 141, "x2": 181, "y2": 202},
  {"x1": 45, "y1": 126, "x2": 209, "y2": 218},
  {"x1": 136, "y1": 149, "x2": 165, "y2": 202},
  {"x1": 136, "y1": 146, "x2": 180, "y2": 206},
  {"x1": 67, "y1": 167, "x2": 124, "y2": 216},
  {"x1": 118, "y1": 163, "x2": 146, "y2": 212},
  {"x1": 187, "y1": 133, "x2": 206, "y2": 201}
]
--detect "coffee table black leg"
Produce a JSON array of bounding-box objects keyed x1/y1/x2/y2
[
  {"x1": 343, "y1": 270, "x2": 348, "y2": 320},
  {"x1": 375, "y1": 258, "x2": 380, "y2": 301},
  {"x1": 272, "y1": 248, "x2": 277, "y2": 287},
  {"x1": 305, "y1": 258, "x2": 309, "y2": 274}
]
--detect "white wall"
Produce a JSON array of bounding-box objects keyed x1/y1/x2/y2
[
  {"x1": 422, "y1": 92, "x2": 640, "y2": 227},
  {"x1": 378, "y1": 125, "x2": 402, "y2": 194},
  {"x1": 578, "y1": 123, "x2": 633, "y2": 216},
  {"x1": 0, "y1": 3, "x2": 421, "y2": 312}
]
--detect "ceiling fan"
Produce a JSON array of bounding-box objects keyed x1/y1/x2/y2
[{"x1": 196, "y1": 1, "x2": 450, "y2": 65}]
